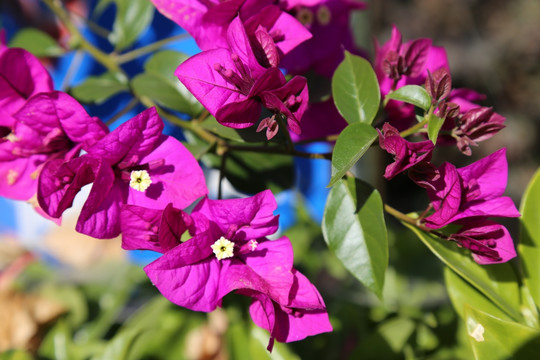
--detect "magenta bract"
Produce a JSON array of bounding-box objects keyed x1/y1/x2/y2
[
  {"x1": 423, "y1": 148, "x2": 520, "y2": 228},
  {"x1": 38, "y1": 107, "x2": 207, "y2": 238}
]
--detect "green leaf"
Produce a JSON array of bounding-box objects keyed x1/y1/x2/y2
[
  {"x1": 203, "y1": 149, "x2": 294, "y2": 194},
  {"x1": 403, "y1": 223, "x2": 523, "y2": 321},
  {"x1": 328, "y1": 122, "x2": 377, "y2": 187},
  {"x1": 92, "y1": 329, "x2": 142, "y2": 360},
  {"x1": 103, "y1": 0, "x2": 154, "y2": 51},
  {"x1": 427, "y1": 113, "x2": 445, "y2": 144},
  {"x1": 322, "y1": 177, "x2": 388, "y2": 299},
  {"x1": 132, "y1": 50, "x2": 203, "y2": 116},
  {"x1": 71, "y1": 72, "x2": 129, "y2": 104},
  {"x1": 332, "y1": 51, "x2": 380, "y2": 124},
  {"x1": 464, "y1": 304, "x2": 540, "y2": 360},
  {"x1": 445, "y1": 267, "x2": 513, "y2": 322},
  {"x1": 519, "y1": 168, "x2": 540, "y2": 308},
  {"x1": 0, "y1": 350, "x2": 34, "y2": 360},
  {"x1": 350, "y1": 317, "x2": 416, "y2": 359},
  {"x1": 385, "y1": 85, "x2": 431, "y2": 111},
  {"x1": 9, "y1": 28, "x2": 65, "y2": 57}
]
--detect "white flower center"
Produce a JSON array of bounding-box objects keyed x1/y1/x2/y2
[
  {"x1": 211, "y1": 236, "x2": 235, "y2": 260},
  {"x1": 129, "y1": 170, "x2": 152, "y2": 192}
]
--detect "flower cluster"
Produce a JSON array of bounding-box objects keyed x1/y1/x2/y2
[
  {"x1": 121, "y1": 191, "x2": 331, "y2": 350},
  {"x1": 152, "y1": 0, "x2": 365, "y2": 140},
  {"x1": 375, "y1": 27, "x2": 519, "y2": 264},
  {"x1": 0, "y1": 34, "x2": 331, "y2": 347},
  {"x1": 0, "y1": 0, "x2": 522, "y2": 353}
]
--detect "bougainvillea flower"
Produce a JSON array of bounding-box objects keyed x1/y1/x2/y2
[
  {"x1": 374, "y1": 26, "x2": 449, "y2": 129},
  {"x1": 279, "y1": 0, "x2": 367, "y2": 77},
  {"x1": 150, "y1": 0, "x2": 311, "y2": 55},
  {"x1": 374, "y1": 25, "x2": 445, "y2": 94},
  {"x1": 245, "y1": 269, "x2": 332, "y2": 351},
  {"x1": 452, "y1": 107, "x2": 506, "y2": 156},
  {"x1": 0, "y1": 91, "x2": 108, "y2": 201},
  {"x1": 0, "y1": 46, "x2": 54, "y2": 128},
  {"x1": 134, "y1": 190, "x2": 330, "y2": 348},
  {"x1": 143, "y1": 190, "x2": 290, "y2": 311},
  {"x1": 449, "y1": 220, "x2": 516, "y2": 264},
  {"x1": 38, "y1": 107, "x2": 207, "y2": 238},
  {"x1": 177, "y1": 17, "x2": 308, "y2": 136},
  {"x1": 378, "y1": 123, "x2": 434, "y2": 180},
  {"x1": 423, "y1": 148, "x2": 520, "y2": 228}
]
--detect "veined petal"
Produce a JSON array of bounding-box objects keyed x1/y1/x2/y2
[
  {"x1": 127, "y1": 135, "x2": 207, "y2": 209},
  {"x1": 76, "y1": 165, "x2": 122, "y2": 239},
  {"x1": 87, "y1": 107, "x2": 163, "y2": 166}
]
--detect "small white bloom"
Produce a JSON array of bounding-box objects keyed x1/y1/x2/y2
[
  {"x1": 130, "y1": 170, "x2": 152, "y2": 192},
  {"x1": 211, "y1": 236, "x2": 235, "y2": 260}
]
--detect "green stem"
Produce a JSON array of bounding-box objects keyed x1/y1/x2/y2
[
  {"x1": 42, "y1": 0, "x2": 122, "y2": 73},
  {"x1": 383, "y1": 204, "x2": 448, "y2": 239},
  {"x1": 114, "y1": 33, "x2": 190, "y2": 64},
  {"x1": 227, "y1": 144, "x2": 331, "y2": 160},
  {"x1": 399, "y1": 117, "x2": 428, "y2": 138}
]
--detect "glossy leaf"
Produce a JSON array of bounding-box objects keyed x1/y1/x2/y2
[
  {"x1": 71, "y1": 72, "x2": 129, "y2": 104},
  {"x1": 132, "y1": 51, "x2": 203, "y2": 116},
  {"x1": 9, "y1": 28, "x2": 65, "y2": 57},
  {"x1": 322, "y1": 177, "x2": 388, "y2": 299},
  {"x1": 519, "y1": 168, "x2": 540, "y2": 308},
  {"x1": 385, "y1": 85, "x2": 431, "y2": 111},
  {"x1": 427, "y1": 113, "x2": 445, "y2": 144},
  {"x1": 97, "y1": 0, "x2": 154, "y2": 51},
  {"x1": 203, "y1": 148, "x2": 294, "y2": 194},
  {"x1": 328, "y1": 122, "x2": 377, "y2": 187},
  {"x1": 332, "y1": 51, "x2": 380, "y2": 124},
  {"x1": 444, "y1": 267, "x2": 512, "y2": 322},
  {"x1": 464, "y1": 304, "x2": 540, "y2": 360},
  {"x1": 404, "y1": 223, "x2": 522, "y2": 321}
]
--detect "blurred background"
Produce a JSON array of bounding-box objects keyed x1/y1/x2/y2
[{"x1": 1, "y1": 0, "x2": 538, "y2": 359}]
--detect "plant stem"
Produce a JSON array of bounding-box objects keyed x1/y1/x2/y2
[
  {"x1": 114, "y1": 33, "x2": 190, "y2": 64},
  {"x1": 42, "y1": 0, "x2": 122, "y2": 73},
  {"x1": 226, "y1": 144, "x2": 332, "y2": 160},
  {"x1": 383, "y1": 204, "x2": 448, "y2": 239},
  {"x1": 399, "y1": 117, "x2": 429, "y2": 138}
]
